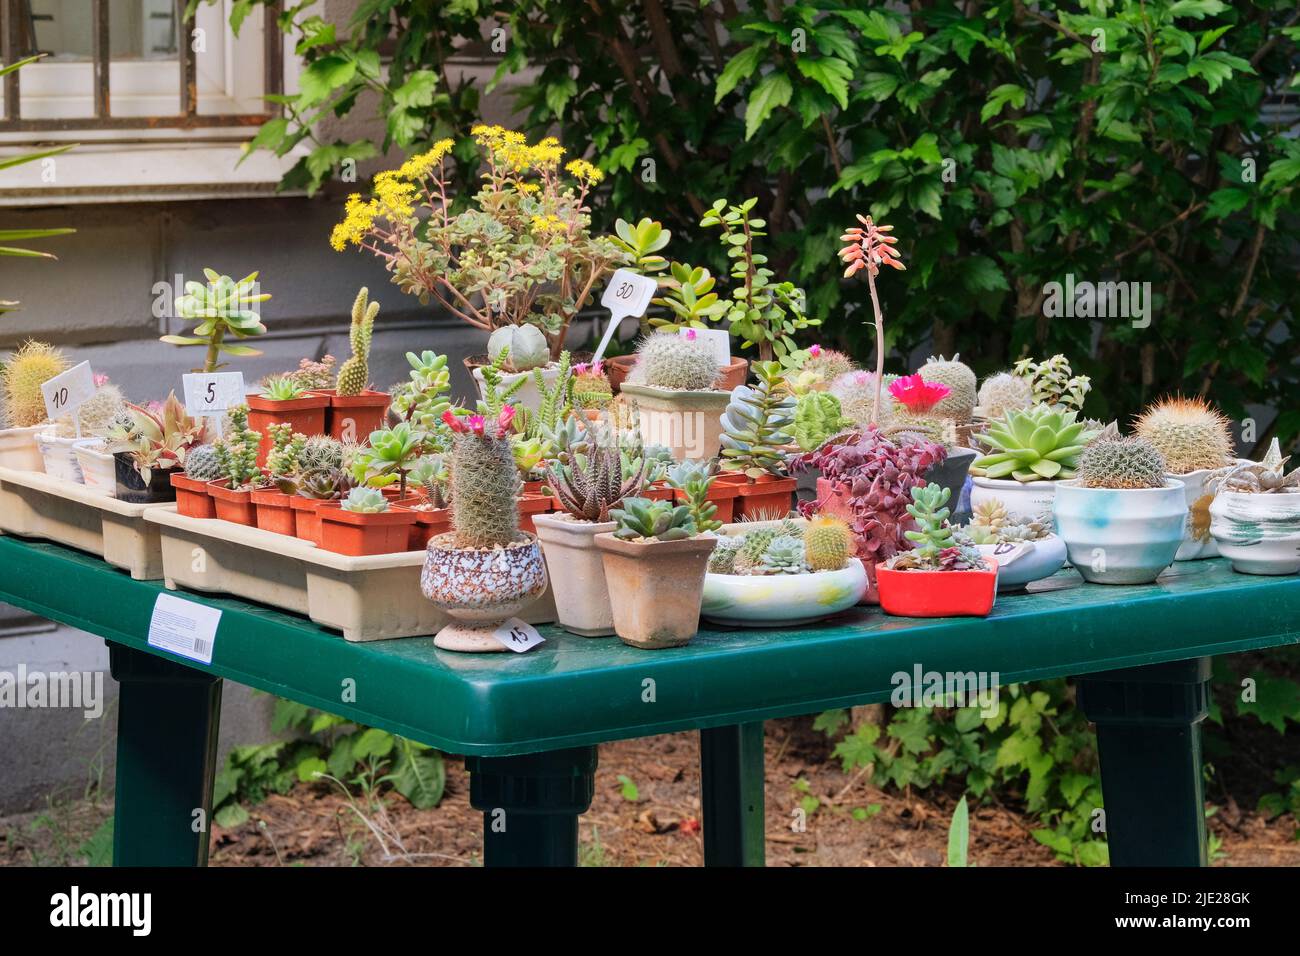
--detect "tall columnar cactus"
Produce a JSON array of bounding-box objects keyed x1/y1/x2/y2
[
  {"x1": 804, "y1": 514, "x2": 853, "y2": 571},
  {"x1": 446, "y1": 407, "x2": 522, "y2": 548},
  {"x1": 336, "y1": 287, "x2": 379, "y2": 396},
  {"x1": 720, "y1": 361, "x2": 796, "y2": 477},
  {"x1": 213, "y1": 404, "x2": 263, "y2": 489},
  {"x1": 265, "y1": 423, "x2": 307, "y2": 478},
  {"x1": 629, "y1": 333, "x2": 720, "y2": 391},
  {"x1": 1132, "y1": 396, "x2": 1234, "y2": 474},
  {"x1": 918, "y1": 355, "x2": 977, "y2": 422},
  {"x1": 1, "y1": 340, "x2": 70, "y2": 428},
  {"x1": 1076, "y1": 436, "x2": 1167, "y2": 489}
]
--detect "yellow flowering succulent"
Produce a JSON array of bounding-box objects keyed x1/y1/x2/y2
[{"x1": 565, "y1": 159, "x2": 604, "y2": 184}]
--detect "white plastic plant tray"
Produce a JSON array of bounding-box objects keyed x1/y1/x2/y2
[
  {"x1": 0, "y1": 464, "x2": 165, "y2": 580},
  {"x1": 143, "y1": 507, "x2": 557, "y2": 643}
]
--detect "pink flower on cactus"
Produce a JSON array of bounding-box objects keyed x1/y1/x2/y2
[
  {"x1": 809, "y1": 344, "x2": 822, "y2": 358},
  {"x1": 496, "y1": 404, "x2": 516, "y2": 437},
  {"x1": 888, "y1": 374, "x2": 951, "y2": 414},
  {"x1": 442, "y1": 409, "x2": 467, "y2": 433},
  {"x1": 94, "y1": 373, "x2": 110, "y2": 387},
  {"x1": 465, "y1": 415, "x2": 486, "y2": 435},
  {"x1": 684, "y1": 328, "x2": 697, "y2": 341}
]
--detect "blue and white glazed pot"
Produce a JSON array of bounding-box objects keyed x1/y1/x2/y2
[{"x1": 1054, "y1": 479, "x2": 1185, "y2": 585}]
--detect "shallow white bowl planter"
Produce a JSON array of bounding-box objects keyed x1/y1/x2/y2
[
  {"x1": 36, "y1": 433, "x2": 96, "y2": 483},
  {"x1": 471, "y1": 363, "x2": 560, "y2": 416},
  {"x1": 1053, "y1": 479, "x2": 1185, "y2": 585},
  {"x1": 969, "y1": 476, "x2": 1058, "y2": 525},
  {"x1": 73, "y1": 441, "x2": 118, "y2": 494},
  {"x1": 1209, "y1": 491, "x2": 1300, "y2": 575},
  {"x1": 701, "y1": 561, "x2": 868, "y2": 626},
  {"x1": 973, "y1": 535, "x2": 1067, "y2": 591},
  {"x1": 0, "y1": 425, "x2": 49, "y2": 472},
  {"x1": 534, "y1": 512, "x2": 617, "y2": 636}
]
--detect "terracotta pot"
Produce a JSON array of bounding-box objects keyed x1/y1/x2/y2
[
  {"x1": 673, "y1": 478, "x2": 742, "y2": 523},
  {"x1": 208, "y1": 479, "x2": 257, "y2": 526},
  {"x1": 312, "y1": 389, "x2": 391, "y2": 444},
  {"x1": 396, "y1": 497, "x2": 454, "y2": 550},
  {"x1": 876, "y1": 561, "x2": 999, "y2": 618},
  {"x1": 246, "y1": 393, "x2": 330, "y2": 467},
  {"x1": 421, "y1": 532, "x2": 549, "y2": 652},
  {"x1": 113, "y1": 453, "x2": 178, "y2": 504},
  {"x1": 606, "y1": 354, "x2": 749, "y2": 394},
  {"x1": 534, "y1": 512, "x2": 618, "y2": 636},
  {"x1": 643, "y1": 480, "x2": 676, "y2": 502},
  {"x1": 251, "y1": 487, "x2": 297, "y2": 536},
  {"x1": 289, "y1": 496, "x2": 329, "y2": 545},
  {"x1": 733, "y1": 473, "x2": 797, "y2": 520},
  {"x1": 594, "y1": 532, "x2": 718, "y2": 649},
  {"x1": 518, "y1": 493, "x2": 554, "y2": 535},
  {"x1": 620, "y1": 382, "x2": 731, "y2": 462},
  {"x1": 171, "y1": 472, "x2": 216, "y2": 519},
  {"x1": 317, "y1": 502, "x2": 416, "y2": 556},
  {"x1": 522, "y1": 479, "x2": 549, "y2": 497}
]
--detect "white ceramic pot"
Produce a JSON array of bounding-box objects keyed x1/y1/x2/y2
[
  {"x1": 1054, "y1": 479, "x2": 1185, "y2": 585},
  {"x1": 1169, "y1": 461, "x2": 1251, "y2": 561},
  {"x1": 619, "y1": 382, "x2": 730, "y2": 462},
  {"x1": 969, "y1": 476, "x2": 1058, "y2": 525},
  {"x1": 1209, "y1": 491, "x2": 1300, "y2": 575},
  {"x1": 471, "y1": 363, "x2": 561, "y2": 416},
  {"x1": 0, "y1": 425, "x2": 49, "y2": 473},
  {"x1": 421, "y1": 533, "x2": 549, "y2": 652},
  {"x1": 73, "y1": 441, "x2": 118, "y2": 494},
  {"x1": 35, "y1": 433, "x2": 96, "y2": 483},
  {"x1": 701, "y1": 560, "x2": 868, "y2": 626},
  {"x1": 973, "y1": 534, "x2": 1067, "y2": 591},
  {"x1": 534, "y1": 512, "x2": 617, "y2": 636}
]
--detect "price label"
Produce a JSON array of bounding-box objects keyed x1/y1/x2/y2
[
  {"x1": 490, "y1": 617, "x2": 546, "y2": 654},
  {"x1": 680, "y1": 326, "x2": 731, "y2": 366},
  {"x1": 41, "y1": 361, "x2": 97, "y2": 427},
  {"x1": 592, "y1": 268, "x2": 660, "y2": 363},
  {"x1": 183, "y1": 372, "x2": 245, "y2": 416},
  {"x1": 148, "y1": 593, "x2": 221, "y2": 665}
]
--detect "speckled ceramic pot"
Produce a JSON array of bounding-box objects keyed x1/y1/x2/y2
[
  {"x1": 1209, "y1": 491, "x2": 1300, "y2": 575},
  {"x1": 421, "y1": 533, "x2": 549, "y2": 652},
  {"x1": 1054, "y1": 479, "x2": 1185, "y2": 585}
]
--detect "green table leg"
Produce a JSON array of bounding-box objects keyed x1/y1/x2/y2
[
  {"x1": 1077, "y1": 657, "x2": 1211, "y2": 867},
  {"x1": 467, "y1": 746, "x2": 598, "y2": 867},
  {"x1": 109, "y1": 643, "x2": 223, "y2": 867},
  {"x1": 700, "y1": 722, "x2": 765, "y2": 866}
]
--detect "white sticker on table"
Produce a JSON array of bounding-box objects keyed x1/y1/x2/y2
[
  {"x1": 592, "y1": 268, "x2": 660, "y2": 363},
  {"x1": 41, "y1": 361, "x2": 97, "y2": 427},
  {"x1": 148, "y1": 593, "x2": 221, "y2": 665},
  {"x1": 182, "y1": 372, "x2": 246, "y2": 417},
  {"x1": 491, "y1": 617, "x2": 546, "y2": 654}
]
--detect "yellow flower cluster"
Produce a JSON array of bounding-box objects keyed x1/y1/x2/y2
[
  {"x1": 397, "y1": 138, "x2": 455, "y2": 180},
  {"x1": 472, "y1": 124, "x2": 565, "y2": 173},
  {"x1": 530, "y1": 214, "x2": 567, "y2": 234},
  {"x1": 372, "y1": 170, "x2": 417, "y2": 217},
  {"x1": 330, "y1": 194, "x2": 379, "y2": 251},
  {"x1": 565, "y1": 159, "x2": 604, "y2": 184}
]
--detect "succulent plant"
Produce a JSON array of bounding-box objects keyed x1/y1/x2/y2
[
  {"x1": 971, "y1": 405, "x2": 1099, "y2": 483},
  {"x1": 720, "y1": 361, "x2": 796, "y2": 477},
  {"x1": 390, "y1": 349, "x2": 453, "y2": 441},
  {"x1": 665, "y1": 460, "x2": 721, "y2": 533},
  {"x1": 447, "y1": 407, "x2": 522, "y2": 548},
  {"x1": 213, "y1": 404, "x2": 262, "y2": 490},
  {"x1": 1, "y1": 340, "x2": 69, "y2": 428},
  {"x1": 803, "y1": 514, "x2": 853, "y2": 571},
  {"x1": 298, "y1": 434, "x2": 344, "y2": 473},
  {"x1": 734, "y1": 526, "x2": 778, "y2": 571},
  {"x1": 546, "y1": 444, "x2": 645, "y2": 523},
  {"x1": 341, "y1": 486, "x2": 389, "y2": 513},
  {"x1": 1212, "y1": 438, "x2": 1300, "y2": 494},
  {"x1": 918, "y1": 355, "x2": 977, "y2": 422},
  {"x1": 264, "y1": 423, "x2": 307, "y2": 478},
  {"x1": 891, "y1": 483, "x2": 988, "y2": 571},
  {"x1": 976, "y1": 372, "x2": 1033, "y2": 420},
  {"x1": 793, "y1": 391, "x2": 853, "y2": 452},
  {"x1": 707, "y1": 534, "x2": 745, "y2": 573},
  {"x1": 610, "y1": 497, "x2": 697, "y2": 541},
  {"x1": 759, "y1": 534, "x2": 806, "y2": 574},
  {"x1": 798, "y1": 346, "x2": 856, "y2": 389},
  {"x1": 283, "y1": 355, "x2": 336, "y2": 392},
  {"x1": 260, "y1": 376, "x2": 307, "y2": 402},
  {"x1": 407, "y1": 454, "x2": 451, "y2": 508},
  {"x1": 353, "y1": 422, "x2": 424, "y2": 496},
  {"x1": 117, "y1": 392, "x2": 213, "y2": 484},
  {"x1": 611, "y1": 217, "x2": 671, "y2": 277},
  {"x1": 830, "y1": 370, "x2": 898, "y2": 429},
  {"x1": 281, "y1": 466, "x2": 353, "y2": 501},
  {"x1": 628, "y1": 333, "x2": 720, "y2": 391},
  {"x1": 1133, "y1": 396, "x2": 1234, "y2": 474},
  {"x1": 1012, "y1": 354, "x2": 1090, "y2": 412},
  {"x1": 648, "y1": 263, "x2": 728, "y2": 333},
  {"x1": 185, "y1": 444, "x2": 222, "y2": 481},
  {"x1": 487, "y1": 324, "x2": 550, "y2": 373},
  {"x1": 971, "y1": 498, "x2": 1009, "y2": 532},
  {"x1": 1076, "y1": 435, "x2": 1167, "y2": 489},
  {"x1": 336, "y1": 286, "x2": 378, "y2": 396},
  {"x1": 165, "y1": 269, "x2": 270, "y2": 373},
  {"x1": 572, "y1": 360, "x2": 613, "y2": 409}
]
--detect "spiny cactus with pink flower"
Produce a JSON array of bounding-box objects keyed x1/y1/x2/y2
[
  {"x1": 445, "y1": 404, "x2": 523, "y2": 548},
  {"x1": 839, "y1": 214, "x2": 905, "y2": 427}
]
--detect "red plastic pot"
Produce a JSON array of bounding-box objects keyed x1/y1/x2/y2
[
  {"x1": 733, "y1": 473, "x2": 797, "y2": 520},
  {"x1": 396, "y1": 498, "x2": 453, "y2": 550},
  {"x1": 251, "y1": 487, "x2": 296, "y2": 536},
  {"x1": 518, "y1": 493, "x2": 554, "y2": 535},
  {"x1": 316, "y1": 502, "x2": 416, "y2": 556},
  {"x1": 875, "y1": 561, "x2": 999, "y2": 618},
  {"x1": 313, "y1": 389, "x2": 391, "y2": 444},
  {"x1": 208, "y1": 479, "x2": 257, "y2": 526},
  {"x1": 170, "y1": 472, "x2": 216, "y2": 519},
  {"x1": 246, "y1": 393, "x2": 330, "y2": 467},
  {"x1": 289, "y1": 496, "x2": 328, "y2": 545},
  {"x1": 673, "y1": 478, "x2": 742, "y2": 523}
]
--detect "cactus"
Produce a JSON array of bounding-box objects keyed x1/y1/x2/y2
[
  {"x1": 918, "y1": 354, "x2": 977, "y2": 422},
  {"x1": 448, "y1": 409, "x2": 522, "y2": 548},
  {"x1": 213, "y1": 404, "x2": 263, "y2": 490},
  {"x1": 572, "y1": 360, "x2": 613, "y2": 409},
  {"x1": 1076, "y1": 436, "x2": 1167, "y2": 489},
  {"x1": 487, "y1": 324, "x2": 550, "y2": 373},
  {"x1": 976, "y1": 372, "x2": 1033, "y2": 420},
  {"x1": 1132, "y1": 396, "x2": 1234, "y2": 474},
  {"x1": 610, "y1": 497, "x2": 697, "y2": 541},
  {"x1": 720, "y1": 361, "x2": 796, "y2": 477},
  {"x1": 1013, "y1": 354, "x2": 1090, "y2": 412},
  {"x1": 299, "y1": 434, "x2": 344, "y2": 473},
  {"x1": 707, "y1": 535, "x2": 744, "y2": 573},
  {"x1": 734, "y1": 527, "x2": 778, "y2": 571},
  {"x1": 830, "y1": 370, "x2": 897, "y2": 428},
  {"x1": 1, "y1": 340, "x2": 69, "y2": 428},
  {"x1": 793, "y1": 392, "x2": 853, "y2": 452},
  {"x1": 341, "y1": 486, "x2": 389, "y2": 513},
  {"x1": 804, "y1": 514, "x2": 853, "y2": 571},
  {"x1": 799, "y1": 347, "x2": 856, "y2": 388},
  {"x1": 52, "y1": 382, "x2": 127, "y2": 438},
  {"x1": 265, "y1": 423, "x2": 306, "y2": 478},
  {"x1": 628, "y1": 333, "x2": 720, "y2": 391},
  {"x1": 336, "y1": 287, "x2": 378, "y2": 396},
  {"x1": 185, "y1": 444, "x2": 222, "y2": 481},
  {"x1": 759, "y1": 534, "x2": 806, "y2": 574}
]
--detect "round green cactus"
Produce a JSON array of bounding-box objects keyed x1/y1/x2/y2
[
  {"x1": 1076, "y1": 435, "x2": 1167, "y2": 489},
  {"x1": 628, "y1": 333, "x2": 720, "y2": 391}
]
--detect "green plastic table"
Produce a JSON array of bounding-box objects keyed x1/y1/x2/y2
[{"x1": 1, "y1": 534, "x2": 1297, "y2": 867}]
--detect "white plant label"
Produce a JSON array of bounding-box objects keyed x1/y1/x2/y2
[
  {"x1": 183, "y1": 372, "x2": 245, "y2": 417},
  {"x1": 592, "y1": 268, "x2": 659, "y2": 363},
  {"x1": 680, "y1": 326, "x2": 731, "y2": 366},
  {"x1": 148, "y1": 593, "x2": 221, "y2": 665},
  {"x1": 41, "y1": 361, "x2": 96, "y2": 432},
  {"x1": 491, "y1": 617, "x2": 546, "y2": 654}
]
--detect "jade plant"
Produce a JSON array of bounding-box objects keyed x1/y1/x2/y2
[
  {"x1": 341, "y1": 486, "x2": 388, "y2": 513},
  {"x1": 337, "y1": 287, "x2": 378, "y2": 396},
  {"x1": 889, "y1": 485, "x2": 989, "y2": 572},
  {"x1": 838, "y1": 214, "x2": 905, "y2": 427},
  {"x1": 665, "y1": 460, "x2": 721, "y2": 533},
  {"x1": 1133, "y1": 396, "x2": 1234, "y2": 474},
  {"x1": 444, "y1": 405, "x2": 522, "y2": 548},
  {"x1": 610, "y1": 497, "x2": 697, "y2": 541},
  {"x1": 719, "y1": 361, "x2": 796, "y2": 477},
  {"x1": 970, "y1": 405, "x2": 1099, "y2": 483},
  {"x1": 164, "y1": 269, "x2": 270, "y2": 373}
]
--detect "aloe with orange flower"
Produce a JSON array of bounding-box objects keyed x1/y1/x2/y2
[
  {"x1": 331, "y1": 126, "x2": 626, "y2": 361},
  {"x1": 838, "y1": 214, "x2": 906, "y2": 427}
]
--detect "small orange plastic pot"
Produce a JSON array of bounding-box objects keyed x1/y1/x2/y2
[
  {"x1": 312, "y1": 389, "x2": 391, "y2": 443},
  {"x1": 170, "y1": 472, "x2": 216, "y2": 519},
  {"x1": 246, "y1": 393, "x2": 330, "y2": 466},
  {"x1": 517, "y1": 493, "x2": 554, "y2": 535},
  {"x1": 316, "y1": 502, "x2": 417, "y2": 556},
  {"x1": 673, "y1": 479, "x2": 742, "y2": 523},
  {"x1": 289, "y1": 496, "x2": 328, "y2": 545},
  {"x1": 875, "y1": 561, "x2": 999, "y2": 618},
  {"x1": 396, "y1": 498, "x2": 453, "y2": 550},
  {"x1": 251, "y1": 487, "x2": 296, "y2": 536},
  {"x1": 208, "y1": 479, "x2": 257, "y2": 526},
  {"x1": 733, "y1": 473, "x2": 797, "y2": 520}
]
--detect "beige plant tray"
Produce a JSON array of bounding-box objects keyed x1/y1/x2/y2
[
  {"x1": 143, "y1": 508, "x2": 556, "y2": 642},
  {"x1": 0, "y1": 464, "x2": 166, "y2": 580}
]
